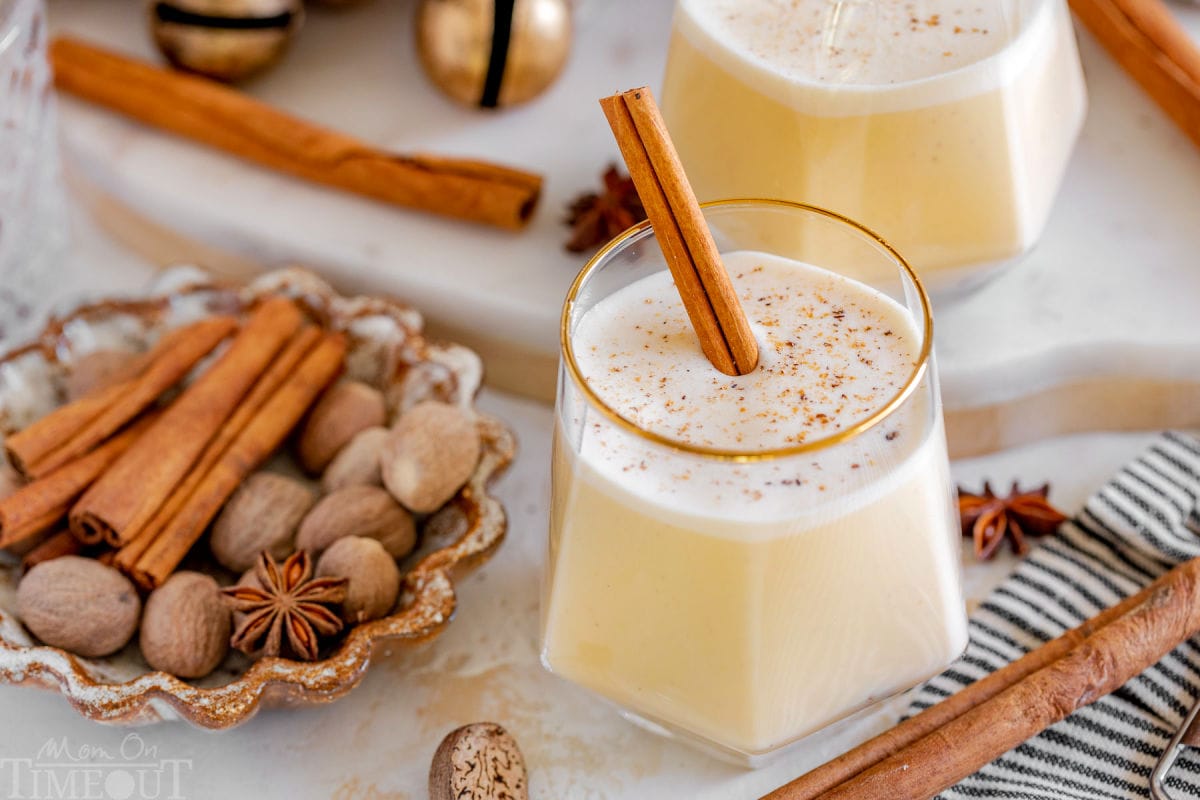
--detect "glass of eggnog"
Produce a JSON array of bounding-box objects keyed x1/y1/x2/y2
[
  {"x1": 660, "y1": 0, "x2": 1087, "y2": 296},
  {"x1": 542, "y1": 199, "x2": 968, "y2": 765}
]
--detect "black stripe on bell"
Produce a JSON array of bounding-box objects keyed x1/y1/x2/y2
[
  {"x1": 415, "y1": 0, "x2": 572, "y2": 109},
  {"x1": 148, "y1": 0, "x2": 304, "y2": 83}
]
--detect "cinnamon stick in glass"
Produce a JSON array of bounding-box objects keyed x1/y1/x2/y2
[
  {"x1": 1070, "y1": 0, "x2": 1200, "y2": 148},
  {"x1": 6, "y1": 316, "x2": 236, "y2": 478},
  {"x1": 764, "y1": 556, "x2": 1200, "y2": 800},
  {"x1": 113, "y1": 325, "x2": 322, "y2": 572},
  {"x1": 130, "y1": 332, "x2": 346, "y2": 590},
  {"x1": 50, "y1": 37, "x2": 543, "y2": 231},
  {"x1": 70, "y1": 298, "x2": 304, "y2": 546},
  {"x1": 599, "y1": 87, "x2": 759, "y2": 376}
]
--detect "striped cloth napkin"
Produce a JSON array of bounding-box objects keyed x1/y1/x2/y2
[{"x1": 908, "y1": 431, "x2": 1200, "y2": 800}]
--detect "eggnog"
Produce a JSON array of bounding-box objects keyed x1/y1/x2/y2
[
  {"x1": 543, "y1": 250, "x2": 967, "y2": 758},
  {"x1": 660, "y1": 0, "x2": 1086, "y2": 291}
]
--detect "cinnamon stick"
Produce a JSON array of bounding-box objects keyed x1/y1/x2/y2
[
  {"x1": 4, "y1": 383, "x2": 126, "y2": 478},
  {"x1": 6, "y1": 316, "x2": 235, "y2": 478},
  {"x1": 113, "y1": 325, "x2": 321, "y2": 571},
  {"x1": 1070, "y1": 0, "x2": 1200, "y2": 149},
  {"x1": 766, "y1": 557, "x2": 1200, "y2": 800},
  {"x1": 131, "y1": 332, "x2": 347, "y2": 589},
  {"x1": 70, "y1": 298, "x2": 304, "y2": 547},
  {"x1": 0, "y1": 414, "x2": 157, "y2": 549},
  {"x1": 50, "y1": 37, "x2": 543, "y2": 231},
  {"x1": 21, "y1": 531, "x2": 83, "y2": 572},
  {"x1": 599, "y1": 87, "x2": 758, "y2": 376}
]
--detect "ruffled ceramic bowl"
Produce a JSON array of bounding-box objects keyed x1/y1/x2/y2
[{"x1": 0, "y1": 267, "x2": 514, "y2": 728}]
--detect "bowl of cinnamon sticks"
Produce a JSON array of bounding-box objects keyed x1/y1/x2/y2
[{"x1": 0, "y1": 266, "x2": 513, "y2": 728}]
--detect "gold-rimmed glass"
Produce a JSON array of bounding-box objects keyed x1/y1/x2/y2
[{"x1": 541, "y1": 200, "x2": 967, "y2": 765}]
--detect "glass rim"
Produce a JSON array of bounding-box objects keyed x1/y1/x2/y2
[{"x1": 559, "y1": 198, "x2": 934, "y2": 463}]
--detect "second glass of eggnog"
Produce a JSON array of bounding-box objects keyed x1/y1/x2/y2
[
  {"x1": 542, "y1": 200, "x2": 968, "y2": 764},
  {"x1": 660, "y1": 0, "x2": 1087, "y2": 296}
]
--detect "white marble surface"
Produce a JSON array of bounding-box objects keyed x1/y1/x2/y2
[{"x1": 45, "y1": 0, "x2": 1200, "y2": 430}]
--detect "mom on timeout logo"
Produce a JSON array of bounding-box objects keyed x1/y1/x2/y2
[{"x1": 0, "y1": 733, "x2": 191, "y2": 800}]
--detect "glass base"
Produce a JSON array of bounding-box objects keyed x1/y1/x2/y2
[{"x1": 541, "y1": 647, "x2": 963, "y2": 769}]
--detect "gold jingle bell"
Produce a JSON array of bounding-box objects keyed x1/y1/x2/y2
[
  {"x1": 416, "y1": 0, "x2": 572, "y2": 109},
  {"x1": 148, "y1": 0, "x2": 304, "y2": 83}
]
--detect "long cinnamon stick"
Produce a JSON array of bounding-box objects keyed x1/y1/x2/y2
[
  {"x1": 70, "y1": 298, "x2": 304, "y2": 547},
  {"x1": 1070, "y1": 0, "x2": 1200, "y2": 149},
  {"x1": 50, "y1": 37, "x2": 543, "y2": 231},
  {"x1": 600, "y1": 87, "x2": 759, "y2": 376},
  {"x1": 0, "y1": 414, "x2": 157, "y2": 549},
  {"x1": 6, "y1": 316, "x2": 235, "y2": 478},
  {"x1": 20, "y1": 531, "x2": 83, "y2": 572},
  {"x1": 131, "y1": 332, "x2": 347, "y2": 589},
  {"x1": 766, "y1": 557, "x2": 1200, "y2": 800},
  {"x1": 113, "y1": 325, "x2": 321, "y2": 571}
]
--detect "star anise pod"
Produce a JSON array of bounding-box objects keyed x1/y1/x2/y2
[
  {"x1": 564, "y1": 165, "x2": 647, "y2": 253},
  {"x1": 958, "y1": 481, "x2": 1068, "y2": 560},
  {"x1": 221, "y1": 550, "x2": 348, "y2": 661}
]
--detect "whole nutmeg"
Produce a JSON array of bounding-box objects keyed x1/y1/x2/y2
[
  {"x1": 430, "y1": 723, "x2": 528, "y2": 800},
  {"x1": 316, "y1": 537, "x2": 400, "y2": 623},
  {"x1": 140, "y1": 572, "x2": 231, "y2": 679},
  {"x1": 382, "y1": 401, "x2": 481, "y2": 513},
  {"x1": 297, "y1": 380, "x2": 387, "y2": 474},
  {"x1": 17, "y1": 557, "x2": 141, "y2": 657},
  {"x1": 322, "y1": 426, "x2": 388, "y2": 493},
  {"x1": 296, "y1": 485, "x2": 417, "y2": 558},
  {"x1": 211, "y1": 472, "x2": 314, "y2": 572}
]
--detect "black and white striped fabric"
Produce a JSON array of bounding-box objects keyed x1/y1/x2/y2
[{"x1": 907, "y1": 431, "x2": 1200, "y2": 800}]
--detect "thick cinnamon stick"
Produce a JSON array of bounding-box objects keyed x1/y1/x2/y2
[
  {"x1": 6, "y1": 316, "x2": 235, "y2": 478},
  {"x1": 130, "y1": 332, "x2": 346, "y2": 589},
  {"x1": 600, "y1": 87, "x2": 758, "y2": 376},
  {"x1": 50, "y1": 37, "x2": 543, "y2": 230},
  {"x1": 763, "y1": 568, "x2": 1172, "y2": 799},
  {"x1": 20, "y1": 531, "x2": 83, "y2": 572},
  {"x1": 1070, "y1": 0, "x2": 1200, "y2": 149},
  {"x1": 0, "y1": 415, "x2": 157, "y2": 549},
  {"x1": 70, "y1": 298, "x2": 304, "y2": 547},
  {"x1": 113, "y1": 325, "x2": 321, "y2": 571},
  {"x1": 771, "y1": 558, "x2": 1200, "y2": 800}
]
